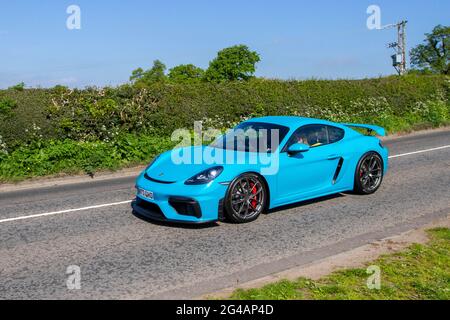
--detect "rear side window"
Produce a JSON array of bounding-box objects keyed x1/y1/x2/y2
[{"x1": 327, "y1": 126, "x2": 345, "y2": 143}]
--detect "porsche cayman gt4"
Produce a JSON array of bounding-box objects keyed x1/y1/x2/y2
[{"x1": 132, "y1": 116, "x2": 388, "y2": 224}]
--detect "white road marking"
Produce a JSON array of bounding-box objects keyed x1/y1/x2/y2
[
  {"x1": 388, "y1": 145, "x2": 450, "y2": 159},
  {"x1": 0, "y1": 200, "x2": 132, "y2": 224},
  {"x1": 1, "y1": 144, "x2": 449, "y2": 225}
]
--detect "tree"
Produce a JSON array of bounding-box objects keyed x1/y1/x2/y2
[
  {"x1": 129, "y1": 68, "x2": 145, "y2": 82},
  {"x1": 8, "y1": 82, "x2": 25, "y2": 91},
  {"x1": 130, "y1": 60, "x2": 167, "y2": 85},
  {"x1": 410, "y1": 25, "x2": 450, "y2": 75},
  {"x1": 204, "y1": 45, "x2": 261, "y2": 82},
  {"x1": 168, "y1": 64, "x2": 204, "y2": 83}
]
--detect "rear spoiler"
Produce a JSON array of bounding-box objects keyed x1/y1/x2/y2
[{"x1": 341, "y1": 123, "x2": 386, "y2": 137}]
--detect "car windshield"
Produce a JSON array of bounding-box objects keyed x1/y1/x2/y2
[{"x1": 210, "y1": 122, "x2": 290, "y2": 153}]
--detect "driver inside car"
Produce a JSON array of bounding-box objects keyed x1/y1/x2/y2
[{"x1": 296, "y1": 134, "x2": 308, "y2": 145}]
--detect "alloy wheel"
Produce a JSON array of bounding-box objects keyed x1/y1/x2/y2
[
  {"x1": 226, "y1": 174, "x2": 266, "y2": 222},
  {"x1": 358, "y1": 154, "x2": 383, "y2": 193}
]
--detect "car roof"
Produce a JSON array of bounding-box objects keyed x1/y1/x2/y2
[{"x1": 247, "y1": 116, "x2": 337, "y2": 130}]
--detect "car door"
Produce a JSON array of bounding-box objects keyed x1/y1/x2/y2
[{"x1": 276, "y1": 124, "x2": 342, "y2": 203}]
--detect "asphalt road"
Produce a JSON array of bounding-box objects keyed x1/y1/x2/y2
[{"x1": 0, "y1": 129, "x2": 449, "y2": 299}]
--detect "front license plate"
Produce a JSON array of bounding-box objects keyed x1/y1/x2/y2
[{"x1": 137, "y1": 188, "x2": 154, "y2": 200}]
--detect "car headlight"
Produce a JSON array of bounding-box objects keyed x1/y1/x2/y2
[
  {"x1": 145, "y1": 155, "x2": 160, "y2": 170},
  {"x1": 185, "y1": 166, "x2": 224, "y2": 185}
]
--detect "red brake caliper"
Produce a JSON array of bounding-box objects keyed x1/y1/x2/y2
[{"x1": 249, "y1": 182, "x2": 258, "y2": 209}]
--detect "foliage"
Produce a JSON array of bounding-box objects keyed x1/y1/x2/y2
[
  {"x1": 0, "y1": 133, "x2": 174, "y2": 181},
  {"x1": 0, "y1": 75, "x2": 449, "y2": 180},
  {"x1": 229, "y1": 228, "x2": 450, "y2": 300},
  {"x1": 204, "y1": 45, "x2": 261, "y2": 82},
  {"x1": 130, "y1": 60, "x2": 167, "y2": 85},
  {"x1": 8, "y1": 82, "x2": 25, "y2": 91},
  {"x1": 1, "y1": 75, "x2": 449, "y2": 147},
  {"x1": 0, "y1": 97, "x2": 17, "y2": 116},
  {"x1": 168, "y1": 64, "x2": 205, "y2": 83},
  {"x1": 0, "y1": 89, "x2": 52, "y2": 147},
  {"x1": 129, "y1": 45, "x2": 260, "y2": 84},
  {"x1": 0, "y1": 135, "x2": 7, "y2": 155},
  {"x1": 410, "y1": 25, "x2": 450, "y2": 75}
]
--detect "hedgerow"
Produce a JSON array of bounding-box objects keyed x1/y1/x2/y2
[
  {"x1": 0, "y1": 134, "x2": 174, "y2": 181},
  {"x1": 0, "y1": 75, "x2": 449, "y2": 180}
]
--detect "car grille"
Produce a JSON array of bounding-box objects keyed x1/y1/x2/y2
[{"x1": 134, "y1": 197, "x2": 166, "y2": 220}]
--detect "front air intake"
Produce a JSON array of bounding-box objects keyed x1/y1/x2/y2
[{"x1": 168, "y1": 197, "x2": 202, "y2": 218}]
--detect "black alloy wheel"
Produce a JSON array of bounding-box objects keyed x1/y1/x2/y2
[
  {"x1": 354, "y1": 152, "x2": 383, "y2": 194},
  {"x1": 225, "y1": 173, "x2": 267, "y2": 223}
]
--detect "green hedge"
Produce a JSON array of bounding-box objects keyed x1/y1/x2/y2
[
  {"x1": 1, "y1": 75, "x2": 449, "y2": 149},
  {"x1": 0, "y1": 75, "x2": 449, "y2": 180},
  {"x1": 0, "y1": 134, "x2": 173, "y2": 181}
]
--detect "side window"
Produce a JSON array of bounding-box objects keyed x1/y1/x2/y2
[
  {"x1": 327, "y1": 126, "x2": 345, "y2": 143},
  {"x1": 285, "y1": 125, "x2": 329, "y2": 149}
]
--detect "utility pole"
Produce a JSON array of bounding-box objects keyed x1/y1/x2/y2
[{"x1": 382, "y1": 20, "x2": 408, "y2": 75}]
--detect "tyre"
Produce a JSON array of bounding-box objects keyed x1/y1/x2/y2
[
  {"x1": 225, "y1": 173, "x2": 268, "y2": 223},
  {"x1": 354, "y1": 152, "x2": 383, "y2": 194}
]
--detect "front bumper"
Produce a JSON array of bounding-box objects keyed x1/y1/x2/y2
[
  {"x1": 133, "y1": 171, "x2": 228, "y2": 223},
  {"x1": 132, "y1": 198, "x2": 217, "y2": 224}
]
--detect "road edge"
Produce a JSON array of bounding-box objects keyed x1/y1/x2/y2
[
  {"x1": 200, "y1": 214, "x2": 450, "y2": 300},
  {"x1": 131, "y1": 209, "x2": 448, "y2": 299}
]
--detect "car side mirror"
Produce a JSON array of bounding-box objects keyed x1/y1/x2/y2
[{"x1": 287, "y1": 143, "x2": 310, "y2": 155}]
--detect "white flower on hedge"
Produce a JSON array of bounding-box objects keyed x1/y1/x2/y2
[
  {"x1": 32, "y1": 123, "x2": 41, "y2": 132},
  {"x1": 0, "y1": 135, "x2": 8, "y2": 155}
]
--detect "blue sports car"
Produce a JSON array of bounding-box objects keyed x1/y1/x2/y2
[{"x1": 132, "y1": 116, "x2": 388, "y2": 224}]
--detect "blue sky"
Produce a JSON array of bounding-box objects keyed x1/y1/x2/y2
[{"x1": 0, "y1": 0, "x2": 448, "y2": 88}]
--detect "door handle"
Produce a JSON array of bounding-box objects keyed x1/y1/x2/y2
[{"x1": 327, "y1": 154, "x2": 340, "y2": 160}]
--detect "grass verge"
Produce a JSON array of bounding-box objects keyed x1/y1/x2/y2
[{"x1": 229, "y1": 228, "x2": 450, "y2": 300}]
